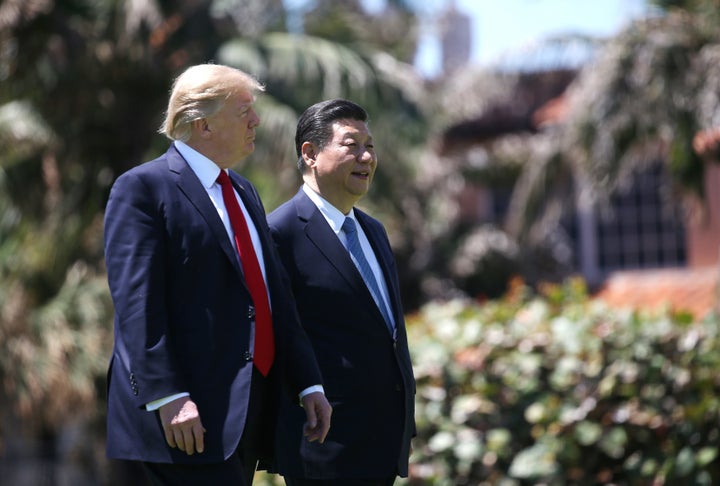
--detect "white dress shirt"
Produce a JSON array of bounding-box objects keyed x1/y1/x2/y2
[{"x1": 176, "y1": 140, "x2": 269, "y2": 285}]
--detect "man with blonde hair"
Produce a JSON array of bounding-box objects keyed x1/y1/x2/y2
[{"x1": 104, "y1": 63, "x2": 331, "y2": 485}]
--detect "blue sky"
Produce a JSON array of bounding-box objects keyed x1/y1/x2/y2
[
  {"x1": 405, "y1": 0, "x2": 650, "y2": 75},
  {"x1": 284, "y1": 0, "x2": 651, "y2": 76},
  {"x1": 372, "y1": 0, "x2": 647, "y2": 76}
]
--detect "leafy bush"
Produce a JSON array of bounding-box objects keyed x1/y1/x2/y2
[{"x1": 406, "y1": 278, "x2": 720, "y2": 485}]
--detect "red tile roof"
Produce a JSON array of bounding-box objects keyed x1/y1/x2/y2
[
  {"x1": 594, "y1": 266, "x2": 719, "y2": 319},
  {"x1": 532, "y1": 94, "x2": 568, "y2": 128}
]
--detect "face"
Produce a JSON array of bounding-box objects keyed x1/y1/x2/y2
[
  {"x1": 304, "y1": 118, "x2": 377, "y2": 214},
  {"x1": 203, "y1": 89, "x2": 260, "y2": 168}
]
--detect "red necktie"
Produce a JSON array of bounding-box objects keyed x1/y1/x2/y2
[{"x1": 217, "y1": 170, "x2": 274, "y2": 376}]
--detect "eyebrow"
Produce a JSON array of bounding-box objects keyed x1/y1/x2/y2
[{"x1": 339, "y1": 128, "x2": 371, "y2": 138}]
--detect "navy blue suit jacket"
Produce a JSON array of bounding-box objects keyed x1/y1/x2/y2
[
  {"x1": 267, "y1": 189, "x2": 415, "y2": 479},
  {"x1": 103, "y1": 145, "x2": 322, "y2": 464}
]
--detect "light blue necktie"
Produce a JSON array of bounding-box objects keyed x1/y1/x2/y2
[{"x1": 342, "y1": 217, "x2": 394, "y2": 333}]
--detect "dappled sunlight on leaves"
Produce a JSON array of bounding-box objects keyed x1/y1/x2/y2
[
  {"x1": 407, "y1": 278, "x2": 720, "y2": 484},
  {"x1": 0, "y1": 262, "x2": 112, "y2": 426}
]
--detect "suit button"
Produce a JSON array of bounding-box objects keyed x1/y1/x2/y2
[
  {"x1": 395, "y1": 384, "x2": 402, "y2": 392},
  {"x1": 244, "y1": 351, "x2": 253, "y2": 362},
  {"x1": 247, "y1": 305, "x2": 255, "y2": 319}
]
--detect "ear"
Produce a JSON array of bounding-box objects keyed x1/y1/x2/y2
[
  {"x1": 301, "y1": 141, "x2": 317, "y2": 168},
  {"x1": 191, "y1": 118, "x2": 211, "y2": 138}
]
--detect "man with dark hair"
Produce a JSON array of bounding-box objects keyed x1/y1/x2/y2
[{"x1": 268, "y1": 99, "x2": 415, "y2": 485}]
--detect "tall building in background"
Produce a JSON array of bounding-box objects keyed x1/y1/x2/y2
[{"x1": 439, "y1": 0, "x2": 472, "y2": 74}]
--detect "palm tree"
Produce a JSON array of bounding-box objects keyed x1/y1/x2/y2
[
  {"x1": 0, "y1": 0, "x2": 241, "y2": 480},
  {"x1": 0, "y1": 0, "x2": 433, "y2": 480},
  {"x1": 506, "y1": 1, "x2": 720, "y2": 243}
]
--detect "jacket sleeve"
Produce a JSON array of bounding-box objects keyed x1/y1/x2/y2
[{"x1": 104, "y1": 170, "x2": 186, "y2": 407}]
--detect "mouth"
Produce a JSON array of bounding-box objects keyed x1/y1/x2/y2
[{"x1": 352, "y1": 170, "x2": 370, "y2": 179}]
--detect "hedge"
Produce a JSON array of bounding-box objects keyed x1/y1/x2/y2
[{"x1": 405, "y1": 278, "x2": 720, "y2": 485}]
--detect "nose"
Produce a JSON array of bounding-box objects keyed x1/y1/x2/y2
[
  {"x1": 249, "y1": 108, "x2": 260, "y2": 127},
  {"x1": 359, "y1": 147, "x2": 374, "y2": 163}
]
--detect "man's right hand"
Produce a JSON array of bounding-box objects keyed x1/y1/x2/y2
[
  {"x1": 301, "y1": 391, "x2": 332, "y2": 443},
  {"x1": 158, "y1": 396, "x2": 206, "y2": 455}
]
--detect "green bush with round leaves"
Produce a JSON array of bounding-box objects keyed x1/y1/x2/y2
[{"x1": 406, "y1": 278, "x2": 720, "y2": 485}]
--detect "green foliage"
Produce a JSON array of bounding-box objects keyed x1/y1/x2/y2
[
  {"x1": 503, "y1": 4, "x2": 720, "y2": 248},
  {"x1": 252, "y1": 471, "x2": 285, "y2": 486},
  {"x1": 0, "y1": 261, "x2": 113, "y2": 424},
  {"x1": 0, "y1": 0, "x2": 207, "y2": 432},
  {"x1": 561, "y1": 9, "x2": 720, "y2": 203},
  {"x1": 302, "y1": 0, "x2": 419, "y2": 64},
  {"x1": 407, "y1": 279, "x2": 720, "y2": 485}
]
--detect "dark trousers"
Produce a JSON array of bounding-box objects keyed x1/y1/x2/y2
[
  {"x1": 143, "y1": 368, "x2": 271, "y2": 486},
  {"x1": 143, "y1": 450, "x2": 255, "y2": 486},
  {"x1": 283, "y1": 477, "x2": 395, "y2": 486}
]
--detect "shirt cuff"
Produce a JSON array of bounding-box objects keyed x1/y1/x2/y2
[
  {"x1": 145, "y1": 392, "x2": 190, "y2": 411},
  {"x1": 298, "y1": 385, "x2": 325, "y2": 401}
]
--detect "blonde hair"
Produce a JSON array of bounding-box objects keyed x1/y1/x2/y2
[{"x1": 160, "y1": 64, "x2": 265, "y2": 141}]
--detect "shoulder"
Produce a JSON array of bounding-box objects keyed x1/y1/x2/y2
[
  {"x1": 355, "y1": 209, "x2": 394, "y2": 250},
  {"x1": 267, "y1": 198, "x2": 296, "y2": 225},
  {"x1": 112, "y1": 150, "x2": 172, "y2": 189},
  {"x1": 105, "y1": 148, "x2": 192, "y2": 219},
  {"x1": 267, "y1": 200, "x2": 300, "y2": 247},
  {"x1": 268, "y1": 190, "x2": 309, "y2": 226},
  {"x1": 228, "y1": 171, "x2": 265, "y2": 209},
  {"x1": 229, "y1": 171, "x2": 258, "y2": 196},
  {"x1": 229, "y1": 171, "x2": 254, "y2": 190},
  {"x1": 355, "y1": 208, "x2": 385, "y2": 232}
]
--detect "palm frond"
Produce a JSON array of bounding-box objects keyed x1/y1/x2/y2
[
  {"x1": 561, "y1": 12, "x2": 719, "y2": 198},
  {"x1": 218, "y1": 32, "x2": 376, "y2": 102}
]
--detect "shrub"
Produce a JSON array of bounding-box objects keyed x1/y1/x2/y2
[{"x1": 406, "y1": 278, "x2": 720, "y2": 485}]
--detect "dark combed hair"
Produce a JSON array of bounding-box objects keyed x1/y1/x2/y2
[{"x1": 295, "y1": 98, "x2": 368, "y2": 172}]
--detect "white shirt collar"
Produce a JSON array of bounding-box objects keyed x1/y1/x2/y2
[
  {"x1": 174, "y1": 141, "x2": 223, "y2": 189},
  {"x1": 302, "y1": 183, "x2": 357, "y2": 235}
]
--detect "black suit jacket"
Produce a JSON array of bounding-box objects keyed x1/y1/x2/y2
[
  {"x1": 267, "y1": 189, "x2": 415, "y2": 479},
  {"x1": 103, "y1": 145, "x2": 322, "y2": 464}
]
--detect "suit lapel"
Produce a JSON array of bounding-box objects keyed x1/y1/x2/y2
[
  {"x1": 295, "y1": 191, "x2": 395, "y2": 330},
  {"x1": 231, "y1": 173, "x2": 277, "y2": 277},
  {"x1": 168, "y1": 147, "x2": 244, "y2": 278},
  {"x1": 294, "y1": 191, "x2": 373, "y2": 300}
]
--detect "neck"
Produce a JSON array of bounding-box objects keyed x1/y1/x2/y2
[
  {"x1": 185, "y1": 139, "x2": 234, "y2": 169},
  {"x1": 304, "y1": 178, "x2": 357, "y2": 215}
]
